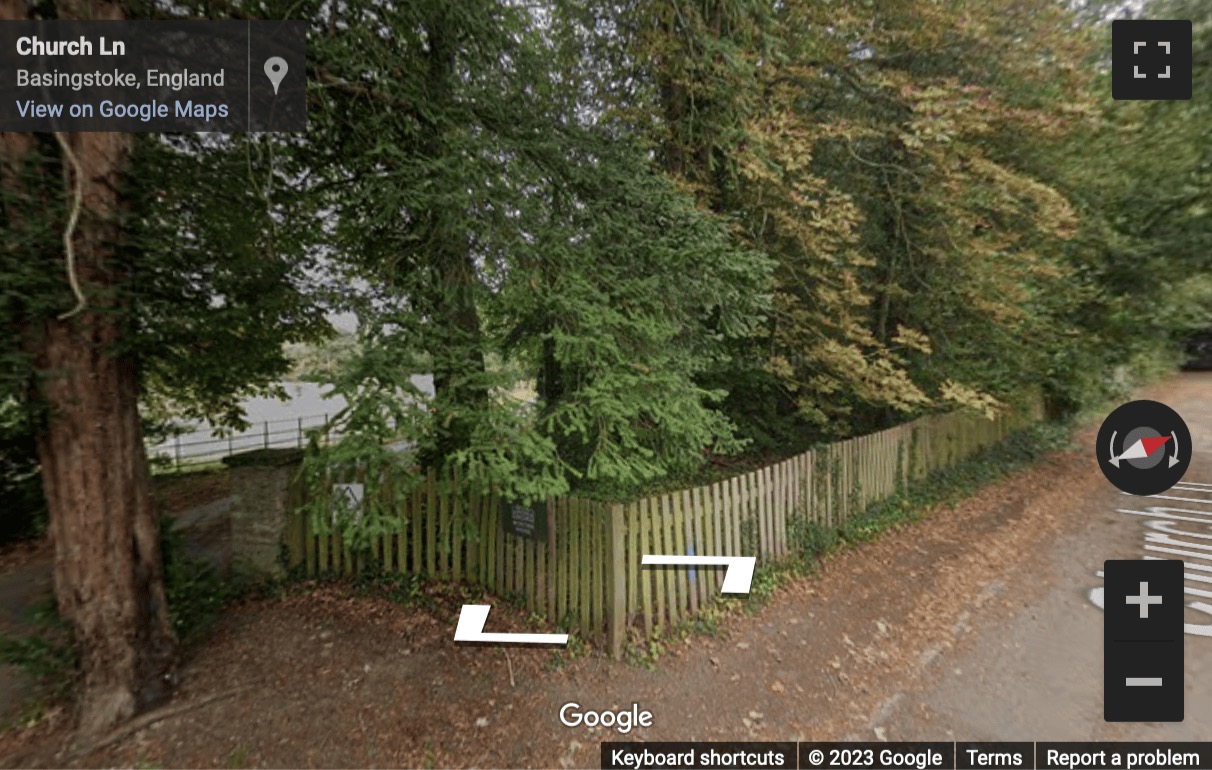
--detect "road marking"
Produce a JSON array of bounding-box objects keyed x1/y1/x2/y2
[
  {"x1": 1126, "y1": 677, "x2": 1163, "y2": 686},
  {"x1": 641, "y1": 555, "x2": 756, "y2": 593},
  {"x1": 1090, "y1": 487, "x2": 1212, "y2": 637},
  {"x1": 453, "y1": 605, "x2": 569, "y2": 645},
  {"x1": 1122, "y1": 492, "x2": 1212, "y2": 505}
]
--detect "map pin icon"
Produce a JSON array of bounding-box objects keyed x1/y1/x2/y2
[{"x1": 264, "y1": 57, "x2": 288, "y2": 95}]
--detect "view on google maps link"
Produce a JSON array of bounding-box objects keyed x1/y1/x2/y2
[{"x1": 0, "y1": 0, "x2": 1211, "y2": 768}]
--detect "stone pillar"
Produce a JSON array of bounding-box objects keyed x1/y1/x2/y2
[{"x1": 224, "y1": 448, "x2": 304, "y2": 579}]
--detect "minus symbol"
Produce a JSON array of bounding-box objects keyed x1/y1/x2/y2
[{"x1": 1125, "y1": 677, "x2": 1163, "y2": 686}]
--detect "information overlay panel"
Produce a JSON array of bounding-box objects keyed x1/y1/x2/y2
[
  {"x1": 600, "y1": 742, "x2": 1212, "y2": 770},
  {"x1": 0, "y1": 20, "x2": 305, "y2": 131}
]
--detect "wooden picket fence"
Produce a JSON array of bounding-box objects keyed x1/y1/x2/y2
[{"x1": 285, "y1": 402, "x2": 1041, "y2": 659}]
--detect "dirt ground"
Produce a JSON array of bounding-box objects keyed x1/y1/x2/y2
[
  {"x1": 0, "y1": 375, "x2": 1205, "y2": 769},
  {"x1": 0, "y1": 469, "x2": 234, "y2": 735}
]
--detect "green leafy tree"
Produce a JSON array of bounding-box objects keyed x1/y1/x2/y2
[
  {"x1": 290, "y1": 0, "x2": 774, "y2": 546},
  {"x1": 0, "y1": 0, "x2": 327, "y2": 736}
]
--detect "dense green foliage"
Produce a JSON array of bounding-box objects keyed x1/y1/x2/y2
[
  {"x1": 2, "y1": 0, "x2": 1210, "y2": 545},
  {"x1": 290, "y1": 0, "x2": 1210, "y2": 528}
]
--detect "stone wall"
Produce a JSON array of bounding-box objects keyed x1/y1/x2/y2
[{"x1": 224, "y1": 448, "x2": 304, "y2": 579}]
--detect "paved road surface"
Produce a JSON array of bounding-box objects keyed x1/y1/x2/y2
[{"x1": 874, "y1": 377, "x2": 1212, "y2": 741}]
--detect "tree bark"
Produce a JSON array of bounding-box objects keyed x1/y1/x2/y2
[
  {"x1": 421, "y1": 14, "x2": 489, "y2": 465},
  {"x1": 1, "y1": 0, "x2": 178, "y2": 741}
]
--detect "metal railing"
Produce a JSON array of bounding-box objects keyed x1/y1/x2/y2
[{"x1": 146, "y1": 413, "x2": 341, "y2": 470}]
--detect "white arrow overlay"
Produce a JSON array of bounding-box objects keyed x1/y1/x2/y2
[
  {"x1": 642, "y1": 555, "x2": 757, "y2": 593},
  {"x1": 453, "y1": 605, "x2": 569, "y2": 645}
]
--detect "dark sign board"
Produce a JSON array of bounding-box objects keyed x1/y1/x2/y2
[{"x1": 501, "y1": 499, "x2": 548, "y2": 540}]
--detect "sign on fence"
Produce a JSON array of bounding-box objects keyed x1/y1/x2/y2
[
  {"x1": 332, "y1": 483, "x2": 365, "y2": 524},
  {"x1": 291, "y1": 399, "x2": 1041, "y2": 660},
  {"x1": 501, "y1": 499, "x2": 548, "y2": 540}
]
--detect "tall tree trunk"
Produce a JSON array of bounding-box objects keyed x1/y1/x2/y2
[
  {"x1": 1, "y1": 0, "x2": 178, "y2": 741},
  {"x1": 421, "y1": 15, "x2": 488, "y2": 465}
]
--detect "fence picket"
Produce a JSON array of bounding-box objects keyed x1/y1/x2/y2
[
  {"x1": 857, "y1": 436, "x2": 866, "y2": 510},
  {"x1": 673, "y1": 494, "x2": 693, "y2": 613},
  {"x1": 439, "y1": 483, "x2": 452, "y2": 578},
  {"x1": 755, "y1": 466, "x2": 768, "y2": 559},
  {"x1": 845, "y1": 439, "x2": 855, "y2": 521},
  {"x1": 883, "y1": 430, "x2": 891, "y2": 498},
  {"x1": 889, "y1": 427, "x2": 896, "y2": 491},
  {"x1": 451, "y1": 478, "x2": 463, "y2": 582},
  {"x1": 729, "y1": 475, "x2": 742, "y2": 559},
  {"x1": 869, "y1": 434, "x2": 876, "y2": 505},
  {"x1": 579, "y1": 500, "x2": 592, "y2": 636},
  {"x1": 784, "y1": 458, "x2": 794, "y2": 554},
  {"x1": 393, "y1": 483, "x2": 405, "y2": 573},
  {"x1": 289, "y1": 399, "x2": 1040, "y2": 660},
  {"x1": 707, "y1": 485, "x2": 718, "y2": 594},
  {"x1": 507, "y1": 528, "x2": 517, "y2": 596},
  {"x1": 719, "y1": 482, "x2": 732, "y2": 558},
  {"x1": 526, "y1": 531, "x2": 537, "y2": 614},
  {"x1": 640, "y1": 496, "x2": 654, "y2": 637},
  {"x1": 874, "y1": 433, "x2": 882, "y2": 502},
  {"x1": 581, "y1": 506, "x2": 591, "y2": 630},
  {"x1": 593, "y1": 507, "x2": 606, "y2": 639},
  {"x1": 842, "y1": 441, "x2": 851, "y2": 521},
  {"x1": 868, "y1": 435, "x2": 876, "y2": 504},
  {"x1": 551, "y1": 498, "x2": 562, "y2": 624},
  {"x1": 627, "y1": 501, "x2": 639, "y2": 633},
  {"x1": 776, "y1": 461, "x2": 787, "y2": 557},
  {"x1": 303, "y1": 516, "x2": 315, "y2": 578},
  {"x1": 516, "y1": 525, "x2": 527, "y2": 604},
  {"x1": 657, "y1": 494, "x2": 674, "y2": 627},
  {"x1": 668, "y1": 492, "x2": 685, "y2": 617},
  {"x1": 803, "y1": 451, "x2": 814, "y2": 527},
  {"x1": 474, "y1": 492, "x2": 486, "y2": 584},
  {"x1": 484, "y1": 489, "x2": 499, "y2": 594},
  {"x1": 689, "y1": 487, "x2": 706, "y2": 608},
  {"x1": 338, "y1": 528, "x2": 352, "y2": 577},
  {"x1": 822, "y1": 446, "x2": 832, "y2": 527},
  {"x1": 545, "y1": 502, "x2": 556, "y2": 622},
  {"x1": 425, "y1": 475, "x2": 437, "y2": 577},
  {"x1": 318, "y1": 522, "x2": 330, "y2": 574},
  {"x1": 769, "y1": 463, "x2": 779, "y2": 557},
  {"x1": 834, "y1": 444, "x2": 843, "y2": 524}
]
